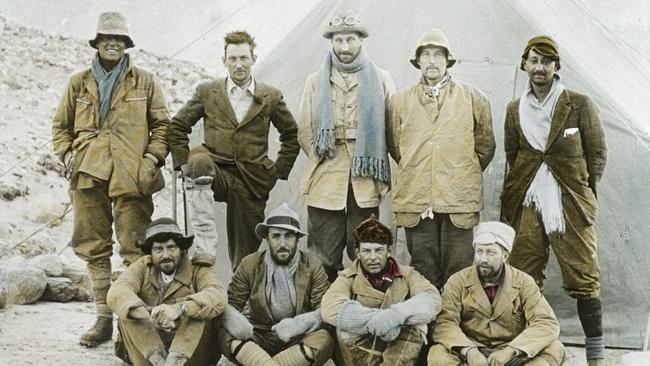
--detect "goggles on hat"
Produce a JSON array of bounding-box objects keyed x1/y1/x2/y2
[{"x1": 330, "y1": 14, "x2": 360, "y2": 26}]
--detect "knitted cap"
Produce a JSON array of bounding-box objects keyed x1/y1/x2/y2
[
  {"x1": 353, "y1": 214, "x2": 393, "y2": 248},
  {"x1": 323, "y1": 9, "x2": 369, "y2": 39},
  {"x1": 520, "y1": 35, "x2": 561, "y2": 71},
  {"x1": 410, "y1": 28, "x2": 457, "y2": 69},
  {"x1": 473, "y1": 221, "x2": 516, "y2": 252},
  {"x1": 142, "y1": 218, "x2": 193, "y2": 254},
  {"x1": 255, "y1": 203, "x2": 307, "y2": 240},
  {"x1": 89, "y1": 12, "x2": 135, "y2": 49}
]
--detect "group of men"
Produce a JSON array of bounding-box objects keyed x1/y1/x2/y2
[{"x1": 51, "y1": 8, "x2": 607, "y2": 366}]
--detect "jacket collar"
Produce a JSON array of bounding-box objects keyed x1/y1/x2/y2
[
  {"x1": 212, "y1": 77, "x2": 268, "y2": 128},
  {"x1": 147, "y1": 254, "x2": 194, "y2": 302},
  {"x1": 545, "y1": 89, "x2": 571, "y2": 150},
  {"x1": 465, "y1": 264, "x2": 520, "y2": 318}
]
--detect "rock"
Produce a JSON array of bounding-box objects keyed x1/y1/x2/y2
[
  {"x1": 0, "y1": 255, "x2": 27, "y2": 268},
  {"x1": 41, "y1": 277, "x2": 76, "y2": 302},
  {"x1": 27, "y1": 253, "x2": 63, "y2": 276},
  {"x1": 0, "y1": 266, "x2": 47, "y2": 305},
  {"x1": 61, "y1": 260, "x2": 92, "y2": 302}
]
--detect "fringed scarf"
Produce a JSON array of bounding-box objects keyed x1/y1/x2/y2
[
  {"x1": 91, "y1": 53, "x2": 129, "y2": 127},
  {"x1": 264, "y1": 249, "x2": 301, "y2": 322},
  {"x1": 519, "y1": 74, "x2": 566, "y2": 234},
  {"x1": 314, "y1": 47, "x2": 390, "y2": 183}
]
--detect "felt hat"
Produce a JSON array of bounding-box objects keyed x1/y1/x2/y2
[
  {"x1": 473, "y1": 221, "x2": 516, "y2": 252},
  {"x1": 520, "y1": 35, "x2": 561, "y2": 71},
  {"x1": 410, "y1": 28, "x2": 457, "y2": 69},
  {"x1": 255, "y1": 203, "x2": 307, "y2": 240},
  {"x1": 353, "y1": 214, "x2": 393, "y2": 248},
  {"x1": 142, "y1": 218, "x2": 193, "y2": 255},
  {"x1": 89, "y1": 12, "x2": 135, "y2": 49},
  {"x1": 323, "y1": 9, "x2": 369, "y2": 39}
]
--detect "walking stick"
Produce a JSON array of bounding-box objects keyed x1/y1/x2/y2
[{"x1": 170, "y1": 164, "x2": 177, "y2": 222}]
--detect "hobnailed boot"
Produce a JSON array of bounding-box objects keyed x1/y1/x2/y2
[
  {"x1": 80, "y1": 257, "x2": 113, "y2": 347},
  {"x1": 185, "y1": 176, "x2": 219, "y2": 263}
]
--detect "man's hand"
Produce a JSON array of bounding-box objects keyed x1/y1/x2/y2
[
  {"x1": 487, "y1": 346, "x2": 518, "y2": 366},
  {"x1": 466, "y1": 348, "x2": 489, "y2": 366},
  {"x1": 63, "y1": 151, "x2": 74, "y2": 179},
  {"x1": 150, "y1": 304, "x2": 182, "y2": 332},
  {"x1": 366, "y1": 308, "x2": 403, "y2": 338},
  {"x1": 127, "y1": 305, "x2": 151, "y2": 320}
]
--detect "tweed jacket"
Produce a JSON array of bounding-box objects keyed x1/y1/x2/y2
[
  {"x1": 227, "y1": 250, "x2": 330, "y2": 329},
  {"x1": 168, "y1": 78, "x2": 300, "y2": 198},
  {"x1": 433, "y1": 265, "x2": 560, "y2": 358},
  {"x1": 501, "y1": 89, "x2": 607, "y2": 226},
  {"x1": 52, "y1": 58, "x2": 169, "y2": 197},
  {"x1": 297, "y1": 66, "x2": 395, "y2": 210}
]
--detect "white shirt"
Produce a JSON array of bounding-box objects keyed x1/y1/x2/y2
[{"x1": 226, "y1": 76, "x2": 256, "y2": 123}]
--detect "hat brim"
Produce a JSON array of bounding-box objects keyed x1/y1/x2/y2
[
  {"x1": 142, "y1": 232, "x2": 194, "y2": 255},
  {"x1": 255, "y1": 223, "x2": 307, "y2": 241},
  {"x1": 323, "y1": 26, "x2": 369, "y2": 39},
  {"x1": 89, "y1": 33, "x2": 135, "y2": 49},
  {"x1": 410, "y1": 42, "x2": 457, "y2": 69}
]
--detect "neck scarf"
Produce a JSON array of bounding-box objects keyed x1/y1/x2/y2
[
  {"x1": 519, "y1": 75, "x2": 566, "y2": 234},
  {"x1": 423, "y1": 73, "x2": 450, "y2": 98},
  {"x1": 314, "y1": 47, "x2": 390, "y2": 183},
  {"x1": 264, "y1": 249, "x2": 301, "y2": 322},
  {"x1": 91, "y1": 53, "x2": 129, "y2": 126},
  {"x1": 363, "y1": 257, "x2": 403, "y2": 292}
]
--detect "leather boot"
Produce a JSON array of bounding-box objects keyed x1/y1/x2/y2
[
  {"x1": 185, "y1": 176, "x2": 219, "y2": 263},
  {"x1": 80, "y1": 257, "x2": 113, "y2": 347}
]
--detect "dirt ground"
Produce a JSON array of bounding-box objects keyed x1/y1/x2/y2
[{"x1": 0, "y1": 301, "x2": 631, "y2": 366}]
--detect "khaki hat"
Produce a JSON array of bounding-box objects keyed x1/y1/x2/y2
[
  {"x1": 142, "y1": 218, "x2": 193, "y2": 255},
  {"x1": 322, "y1": 9, "x2": 369, "y2": 39},
  {"x1": 410, "y1": 28, "x2": 457, "y2": 69},
  {"x1": 473, "y1": 221, "x2": 516, "y2": 252},
  {"x1": 89, "y1": 12, "x2": 135, "y2": 49},
  {"x1": 520, "y1": 35, "x2": 561, "y2": 71},
  {"x1": 255, "y1": 203, "x2": 307, "y2": 240}
]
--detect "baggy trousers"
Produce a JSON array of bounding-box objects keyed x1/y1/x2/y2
[{"x1": 427, "y1": 340, "x2": 566, "y2": 366}]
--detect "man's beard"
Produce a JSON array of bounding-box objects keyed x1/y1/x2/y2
[{"x1": 271, "y1": 248, "x2": 296, "y2": 265}]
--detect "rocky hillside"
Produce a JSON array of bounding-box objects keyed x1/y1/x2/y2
[{"x1": 0, "y1": 16, "x2": 209, "y2": 259}]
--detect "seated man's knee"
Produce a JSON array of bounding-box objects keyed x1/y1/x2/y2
[
  {"x1": 536, "y1": 340, "x2": 566, "y2": 366},
  {"x1": 427, "y1": 344, "x2": 461, "y2": 366},
  {"x1": 186, "y1": 149, "x2": 216, "y2": 178}
]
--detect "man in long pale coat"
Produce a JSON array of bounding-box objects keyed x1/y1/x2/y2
[
  {"x1": 298, "y1": 9, "x2": 395, "y2": 282},
  {"x1": 428, "y1": 222, "x2": 565, "y2": 366},
  {"x1": 321, "y1": 215, "x2": 440, "y2": 366},
  {"x1": 501, "y1": 36, "x2": 607, "y2": 366},
  {"x1": 388, "y1": 28, "x2": 495, "y2": 289},
  {"x1": 51, "y1": 12, "x2": 169, "y2": 347}
]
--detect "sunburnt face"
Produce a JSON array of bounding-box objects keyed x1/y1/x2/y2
[
  {"x1": 151, "y1": 238, "x2": 182, "y2": 275},
  {"x1": 523, "y1": 48, "x2": 558, "y2": 89},
  {"x1": 223, "y1": 43, "x2": 256, "y2": 86},
  {"x1": 473, "y1": 242, "x2": 508, "y2": 280},
  {"x1": 332, "y1": 32, "x2": 362, "y2": 64},
  {"x1": 357, "y1": 242, "x2": 390, "y2": 275},
  {"x1": 96, "y1": 35, "x2": 126, "y2": 70},
  {"x1": 417, "y1": 45, "x2": 448, "y2": 85},
  {"x1": 267, "y1": 227, "x2": 298, "y2": 265}
]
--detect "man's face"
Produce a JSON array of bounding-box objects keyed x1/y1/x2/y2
[
  {"x1": 473, "y1": 243, "x2": 508, "y2": 279},
  {"x1": 357, "y1": 242, "x2": 390, "y2": 275},
  {"x1": 267, "y1": 227, "x2": 298, "y2": 265},
  {"x1": 332, "y1": 32, "x2": 362, "y2": 64},
  {"x1": 417, "y1": 45, "x2": 448, "y2": 85},
  {"x1": 524, "y1": 49, "x2": 558, "y2": 89},
  {"x1": 96, "y1": 35, "x2": 126, "y2": 70},
  {"x1": 151, "y1": 238, "x2": 182, "y2": 275},
  {"x1": 223, "y1": 43, "x2": 256, "y2": 85}
]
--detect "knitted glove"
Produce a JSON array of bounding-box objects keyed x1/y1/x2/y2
[
  {"x1": 272, "y1": 309, "x2": 323, "y2": 342},
  {"x1": 337, "y1": 300, "x2": 379, "y2": 335},
  {"x1": 380, "y1": 326, "x2": 402, "y2": 342},
  {"x1": 390, "y1": 293, "x2": 441, "y2": 326},
  {"x1": 220, "y1": 304, "x2": 254, "y2": 340},
  {"x1": 366, "y1": 308, "x2": 405, "y2": 340}
]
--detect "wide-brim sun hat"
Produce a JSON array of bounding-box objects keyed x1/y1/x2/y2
[
  {"x1": 409, "y1": 28, "x2": 457, "y2": 69},
  {"x1": 89, "y1": 11, "x2": 135, "y2": 49},
  {"x1": 255, "y1": 203, "x2": 307, "y2": 240}
]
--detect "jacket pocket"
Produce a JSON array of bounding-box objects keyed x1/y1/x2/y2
[
  {"x1": 73, "y1": 95, "x2": 96, "y2": 131},
  {"x1": 125, "y1": 94, "x2": 148, "y2": 126},
  {"x1": 137, "y1": 158, "x2": 165, "y2": 196}
]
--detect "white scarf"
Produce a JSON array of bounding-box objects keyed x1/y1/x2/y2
[{"x1": 519, "y1": 75, "x2": 566, "y2": 234}]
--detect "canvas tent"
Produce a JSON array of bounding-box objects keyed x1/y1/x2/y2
[{"x1": 239, "y1": 0, "x2": 650, "y2": 349}]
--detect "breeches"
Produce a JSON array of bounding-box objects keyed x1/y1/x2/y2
[
  {"x1": 337, "y1": 326, "x2": 425, "y2": 366},
  {"x1": 509, "y1": 205, "x2": 600, "y2": 298},
  {"x1": 427, "y1": 340, "x2": 566, "y2": 366}
]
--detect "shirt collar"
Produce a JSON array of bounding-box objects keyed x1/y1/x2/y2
[{"x1": 227, "y1": 75, "x2": 255, "y2": 95}]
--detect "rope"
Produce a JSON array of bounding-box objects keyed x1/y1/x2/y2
[
  {"x1": 0, "y1": 139, "x2": 50, "y2": 179},
  {"x1": 2, "y1": 203, "x2": 72, "y2": 256}
]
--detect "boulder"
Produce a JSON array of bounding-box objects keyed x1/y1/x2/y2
[
  {"x1": 60, "y1": 261, "x2": 92, "y2": 302},
  {"x1": 41, "y1": 277, "x2": 76, "y2": 302},
  {"x1": 27, "y1": 253, "x2": 63, "y2": 276},
  {"x1": 0, "y1": 266, "x2": 47, "y2": 305}
]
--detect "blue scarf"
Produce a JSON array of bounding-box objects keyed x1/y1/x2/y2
[
  {"x1": 314, "y1": 47, "x2": 390, "y2": 183},
  {"x1": 91, "y1": 53, "x2": 129, "y2": 126}
]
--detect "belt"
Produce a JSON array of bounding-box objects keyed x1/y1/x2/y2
[{"x1": 334, "y1": 128, "x2": 357, "y2": 144}]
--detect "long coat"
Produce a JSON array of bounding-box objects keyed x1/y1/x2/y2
[
  {"x1": 501, "y1": 89, "x2": 607, "y2": 226},
  {"x1": 297, "y1": 65, "x2": 395, "y2": 210},
  {"x1": 227, "y1": 250, "x2": 330, "y2": 329},
  {"x1": 433, "y1": 265, "x2": 560, "y2": 359},
  {"x1": 52, "y1": 58, "x2": 169, "y2": 197},
  {"x1": 168, "y1": 78, "x2": 300, "y2": 198}
]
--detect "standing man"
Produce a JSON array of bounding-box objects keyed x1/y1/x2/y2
[
  {"x1": 501, "y1": 35, "x2": 607, "y2": 366},
  {"x1": 388, "y1": 28, "x2": 495, "y2": 289},
  {"x1": 216, "y1": 203, "x2": 334, "y2": 366},
  {"x1": 428, "y1": 222, "x2": 566, "y2": 366},
  {"x1": 107, "y1": 218, "x2": 227, "y2": 366},
  {"x1": 51, "y1": 12, "x2": 169, "y2": 347},
  {"x1": 168, "y1": 31, "x2": 300, "y2": 269},
  {"x1": 298, "y1": 10, "x2": 395, "y2": 282},
  {"x1": 321, "y1": 215, "x2": 440, "y2": 366}
]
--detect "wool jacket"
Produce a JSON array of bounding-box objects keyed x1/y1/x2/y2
[
  {"x1": 298, "y1": 66, "x2": 395, "y2": 210},
  {"x1": 52, "y1": 57, "x2": 169, "y2": 197},
  {"x1": 168, "y1": 78, "x2": 300, "y2": 198},
  {"x1": 501, "y1": 89, "x2": 607, "y2": 226},
  {"x1": 227, "y1": 250, "x2": 330, "y2": 330},
  {"x1": 433, "y1": 265, "x2": 560, "y2": 358},
  {"x1": 388, "y1": 78, "x2": 495, "y2": 220}
]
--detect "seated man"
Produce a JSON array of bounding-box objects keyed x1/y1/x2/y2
[
  {"x1": 321, "y1": 214, "x2": 441, "y2": 366},
  {"x1": 107, "y1": 218, "x2": 227, "y2": 366},
  {"x1": 217, "y1": 203, "x2": 334, "y2": 366},
  {"x1": 428, "y1": 222, "x2": 566, "y2": 366}
]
